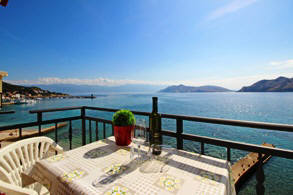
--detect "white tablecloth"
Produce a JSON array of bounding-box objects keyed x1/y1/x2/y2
[{"x1": 26, "y1": 136, "x2": 235, "y2": 195}]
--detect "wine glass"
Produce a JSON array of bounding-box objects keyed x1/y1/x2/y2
[
  {"x1": 141, "y1": 144, "x2": 174, "y2": 174},
  {"x1": 130, "y1": 119, "x2": 147, "y2": 162}
]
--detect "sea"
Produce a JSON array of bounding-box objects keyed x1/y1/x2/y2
[{"x1": 0, "y1": 92, "x2": 292, "y2": 195}]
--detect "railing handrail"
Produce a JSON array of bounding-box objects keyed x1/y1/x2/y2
[
  {"x1": 0, "y1": 111, "x2": 15, "y2": 115},
  {"x1": 2, "y1": 108, "x2": 292, "y2": 160},
  {"x1": 161, "y1": 129, "x2": 293, "y2": 159},
  {"x1": 0, "y1": 116, "x2": 81, "y2": 131},
  {"x1": 26, "y1": 106, "x2": 293, "y2": 133},
  {"x1": 161, "y1": 113, "x2": 293, "y2": 132},
  {"x1": 29, "y1": 106, "x2": 83, "y2": 113}
]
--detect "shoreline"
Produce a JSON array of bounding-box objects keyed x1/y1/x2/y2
[{"x1": 2, "y1": 95, "x2": 97, "y2": 106}]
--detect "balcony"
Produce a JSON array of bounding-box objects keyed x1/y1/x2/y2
[{"x1": 0, "y1": 97, "x2": 292, "y2": 195}]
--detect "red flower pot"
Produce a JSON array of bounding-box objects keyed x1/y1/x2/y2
[{"x1": 114, "y1": 125, "x2": 134, "y2": 146}]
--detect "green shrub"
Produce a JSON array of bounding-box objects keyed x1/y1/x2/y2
[{"x1": 112, "y1": 110, "x2": 136, "y2": 126}]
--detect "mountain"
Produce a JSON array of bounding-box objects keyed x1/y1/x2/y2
[
  {"x1": 3, "y1": 82, "x2": 67, "y2": 96},
  {"x1": 35, "y1": 84, "x2": 166, "y2": 94},
  {"x1": 239, "y1": 76, "x2": 293, "y2": 92},
  {"x1": 159, "y1": 85, "x2": 232, "y2": 93}
]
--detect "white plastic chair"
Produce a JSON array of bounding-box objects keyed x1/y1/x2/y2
[{"x1": 0, "y1": 136, "x2": 63, "y2": 195}]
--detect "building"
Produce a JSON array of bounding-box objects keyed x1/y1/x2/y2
[
  {"x1": 0, "y1": 71, "x2": 8, "y2": 108},
  {"x1": 0, "y1": 0, "x2": 8, "y2": 7},
  {"x1": 12, "y1": 94, "x2": 21, "y2": 99}
]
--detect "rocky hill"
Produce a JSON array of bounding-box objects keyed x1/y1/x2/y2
[
  {"x1": 159, "y1": 84, "x2": 232, "y2": 93},
  {"x1": 2, "y1": 82, "x2": 68, "y2": 97},
  {"x1": 239, "y1": 77, "x2": 293, "y2": 92}
]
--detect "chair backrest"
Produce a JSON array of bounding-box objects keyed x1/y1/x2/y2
[{"x1": 0, "y1": 136, "x2": 61, "y2": 187}]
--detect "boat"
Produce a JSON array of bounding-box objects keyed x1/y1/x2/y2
[
  {"x1": 14, "y1": 99, "x2": 37, "y2": 105},
  {"x1": 26, "y1": 99, "x2": 37, "y2": 104},
  {"x1": 14, "y1": 99, "x2": 28, "y2": 104}
]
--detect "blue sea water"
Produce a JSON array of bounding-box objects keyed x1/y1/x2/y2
[{"x1": 0, "y1": 92, "x2": 292, "y2": 195}]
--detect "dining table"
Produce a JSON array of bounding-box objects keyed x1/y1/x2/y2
[{"x1": 22, "y1": 136, "x2": 235, "y2": 195}]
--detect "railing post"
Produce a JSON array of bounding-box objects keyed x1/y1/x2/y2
[
  {"x1": 256, "y1": 153, "x2": 265, "y2": 195},
  {"x1": 103, "y1": 122, "x2": 106, "y2": 139},
  {"x1": 95, "y1": 121, "x2": 99, "y2": 141},
  {"x1": 19, "y1": 128, "x2": 22, "y2": 139},
  {"x1": 89, "y1": 120, "x2": 92, "y2": 143},
  {"x1": 111, "y1": 123, "x2": 114, "y2": 136},
  {"x1": 81, "y1": 107, "x2": 86, "y2": 146},
  {"x1": 69, "y1": 120, "x2": 72, "y2": 150},
  {"x1": 200, "y1": 142, "x2": 204, "y2": 155},
  {"x1": 176, "y1": 119, "x2": 183, "y2": 149},
  {"x1": 55, "y1": 122, "x2": 58, "y2": 143},
  {"x1": 227, "y1": 147, "x2": 231, "y2": 162},
  {"x1": 37, "y1": 112, "x2": 42, "y2": 136}
]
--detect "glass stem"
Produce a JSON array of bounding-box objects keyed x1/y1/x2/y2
[
  {"x1": 130, "y1": 145, "x2": 134, "y2": 161},
  {"x1": 138, "y1": 144, "x2": 141, "y2": 159}
]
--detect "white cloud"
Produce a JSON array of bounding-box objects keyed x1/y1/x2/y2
[
  {"x1": 5, "y1": 73, "x2": 293, "y2": 91},
  {"x1": 269, "y1": 59, "x2": 293, "y2": 69},
  {"x1": 206, "y1": 0, "x2": 258, "y2": 21},
  {"x1": 6, "y1": 77, "x2": 170, "y2": 86}
]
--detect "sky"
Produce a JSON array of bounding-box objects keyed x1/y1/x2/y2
[{"x1": 0, "y1": 0, "x2": 293, "y2": 90}]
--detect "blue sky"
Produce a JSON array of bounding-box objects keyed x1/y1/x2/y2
[{"x1": 0, "y1": 0, "x2": 293, "y2": 90}]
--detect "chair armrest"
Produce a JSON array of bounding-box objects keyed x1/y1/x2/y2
[
  {"x1": 0, "y1": 180, "x2": 38, "y2": 195},
  {"x1": 51, "y1": 142, "x2": 64, "y2": 154}
]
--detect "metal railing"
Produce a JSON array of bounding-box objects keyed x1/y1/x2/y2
[
  {"x1": 0, "y1": 111, "x2": 15, "y2": 115},
  {"x1": 0, "y1": 98, "x2": 292, "y2": 195}
]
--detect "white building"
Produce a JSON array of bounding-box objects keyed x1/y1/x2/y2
[
  {"x1": 0, "y1": 71, "x2": 8, "y2": 107},
  {"x1": 13, "y1": 94, "x2": 21, "y2": 99}
]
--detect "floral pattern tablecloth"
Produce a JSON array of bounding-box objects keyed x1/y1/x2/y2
[{"x1": 25, "y1": 137, "x2": 235, "y2": 195}]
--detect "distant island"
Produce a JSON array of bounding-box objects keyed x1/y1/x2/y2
[
  {"x1": 3, "y1": 82, "x2": 96, "y2": 104},
  {"x1": 2, "y1": 82, "x2": 96, "y2": 105},
  {"x1": 2, "y1": 82, "x2": 69, "y2": 105},
  {"x1": 3, "y1": 82, "x2": 68, "y2": 98},
  {"x1": 159, "y1": 84, "x2": 232, "y2": 93},
  {"x1": 239, "y1": 76, "x2": 293, "y2": 92}
]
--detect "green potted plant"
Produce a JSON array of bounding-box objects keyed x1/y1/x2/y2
[{"x1": 112, "y1": 110, "x2": 136, "y2": 146}]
